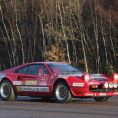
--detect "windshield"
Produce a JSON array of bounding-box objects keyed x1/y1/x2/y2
[{"x1": 48, "y1": 63, "x2": 83, "y2": 74}]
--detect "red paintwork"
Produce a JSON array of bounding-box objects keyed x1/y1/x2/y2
[{"x1": 0, "y1": 62, "x2": 118, "y2": 98}]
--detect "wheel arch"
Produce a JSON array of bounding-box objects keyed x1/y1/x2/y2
[
  {"x1": 0, "y1": 77, "x2": 16, "y2": 96},
  {"x1": 0, "y1": 77, "x2": 13, "y2": 85},
  {"x1": 0, "y1": 77, "x2": 16, "y2": 100},
  {"x1": 53, "y1": 78, "x2": 72, "y2": 95}
]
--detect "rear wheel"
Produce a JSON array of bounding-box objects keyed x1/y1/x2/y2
[
  {"x1": 94, "y1": 97, "x2": 109, "y2": 102},
  {"x1": 0, "y1": 80, "x2": 16, "y2": 101},
  {"x1": 54, "y1": 82, "x2": 72, "y2": 103}
]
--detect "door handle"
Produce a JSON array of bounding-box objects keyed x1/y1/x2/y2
[{"x1": 17, "y1": 76, "x2": 22, "y2": 80}]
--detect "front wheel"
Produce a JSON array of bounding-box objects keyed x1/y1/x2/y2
[
  {"x1": 54, "y1": 82, "x2": 72, "y2": 103},
  {"x1": 94, "y1": 97, "x2": 109, "y2": 102},
  {"x1": 0, "y1": 80, "x2": 16, "y2": 101}
]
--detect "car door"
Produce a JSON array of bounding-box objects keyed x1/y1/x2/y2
[{"x1": 15, "y1": 64, "x2": 51, "y2": 96}]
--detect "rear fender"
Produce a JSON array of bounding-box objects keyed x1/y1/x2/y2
[{"x1": 0, "y1": 74, "x2": 6, "y2": 82}]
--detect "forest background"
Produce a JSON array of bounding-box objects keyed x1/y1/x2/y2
[{"x1": 0, "y1": 0, "x2": 118, "y2": 75}]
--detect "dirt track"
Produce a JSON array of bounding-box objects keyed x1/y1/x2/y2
[{"x1": 0, "y1": 96, "x2": 118, "y2": 118}]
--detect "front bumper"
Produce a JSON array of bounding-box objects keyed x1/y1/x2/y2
[{"x1": 70, "y1": 86, "x2": 118, "y2": 97}]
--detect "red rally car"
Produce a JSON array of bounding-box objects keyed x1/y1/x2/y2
[{"x1": 0, "y1": 62, "x2": 118, "y2": 103}]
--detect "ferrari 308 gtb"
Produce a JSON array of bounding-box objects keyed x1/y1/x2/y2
[{"x1": 0, "y1": 62, "x2": 118, "y2": 103}]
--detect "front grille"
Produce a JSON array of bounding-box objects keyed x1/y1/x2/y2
[{"x1": 89, "y1": 85, "x2": 118, "y2": 92}]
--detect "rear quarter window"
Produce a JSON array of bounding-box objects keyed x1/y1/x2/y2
[{"x1": 15, "y1": 66, "x2": 28, "y2": 74}]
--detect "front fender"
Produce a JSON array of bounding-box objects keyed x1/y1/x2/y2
[{"x1": 65, "y1": 76, "x2": 88, "y2": 96}]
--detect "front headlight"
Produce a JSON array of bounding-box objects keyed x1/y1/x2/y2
[
  {"x1": 114, "y1": 83, "x2": 118, "y2": 88},
  {"x1": 109, "y1": 83, "x2": 114, "y2": 88},
  {"x1": 104, "y1": 83, "x2": 109, "y2": 88}
]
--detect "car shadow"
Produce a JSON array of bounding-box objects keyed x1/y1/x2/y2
[
  {"x1": 0, "y1": 96, "x2": 110, "y2": 105},
  {"x1": 16, "y1": 96, "x2": 57, "y2": 103}
]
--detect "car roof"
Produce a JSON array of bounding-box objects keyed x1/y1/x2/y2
[
  {"x1": 25, "y1": 62, "x2": 65, "y2": 65},
  {"x1": 1, "y1": 62, "x2": 67, "y2": 73}
]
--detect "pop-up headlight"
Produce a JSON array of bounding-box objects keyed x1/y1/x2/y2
[
  {"x1": 84, "y1": 74, "x2": 90, "y2": 82},
  {"x1": 114, "y1": 73, "x2": 118, "y2": 81}
]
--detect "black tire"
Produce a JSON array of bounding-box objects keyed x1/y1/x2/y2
[
  {"x1": 54, "y1": 82, "x2": 72, "y2": 103},
  {"x1": 0, "y1": 80, "x2": 16, "y2": 101},
  {"x1": 94, "y1": 97, "x2": 109, "y2": 102}
]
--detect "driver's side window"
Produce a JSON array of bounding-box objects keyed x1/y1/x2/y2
[{"x1": 37, "y1": 64, "x2": 50, "y2": 76}]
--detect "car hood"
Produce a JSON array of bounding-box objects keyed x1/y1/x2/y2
[
  {"x1": 58, "y1": 73, "x2": 83, "y2": 78},
  {"x1": 90, "y1": 74, "x2": 108, "y2": 81},
  {"x1": 58, "y1": 73, "x2": 108, "y2": 81}
]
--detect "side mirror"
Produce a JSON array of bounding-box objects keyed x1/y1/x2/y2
[
  {"x1": 53, "y1": 68, "x2": 59, "y2": 77},
  {"x1": 38, "y1": 69, "x2": 44, "y2": 77}
]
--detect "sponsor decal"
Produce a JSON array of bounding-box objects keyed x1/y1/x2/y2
[
  {"x1": 99, "y1": 93, "x2": 106, "y2": 96},
  {"x1": 114, "y1": 92, "x2": 118, "y2": 95},
  {"x1": 39, "y1": 81, "x2": 47, "y2": 86},
  {"x1": 25, "y1": 80, "x2": 37, "y2": 85},
  {"x1": 13, "y1": 81, "x2": 22, "y2": 85},
  {"x1": 72, "y1": 82, "x2": 84, "y2": 87},
  {"x1": 16, "y1": 86, "x2": 22, "y2": 91},
  {"x1": 17, "y1": 86, "x2": 49, "y2": 92},
  {"x1": 86, "y1": 93, "x2": 94, "y2": 96}
]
